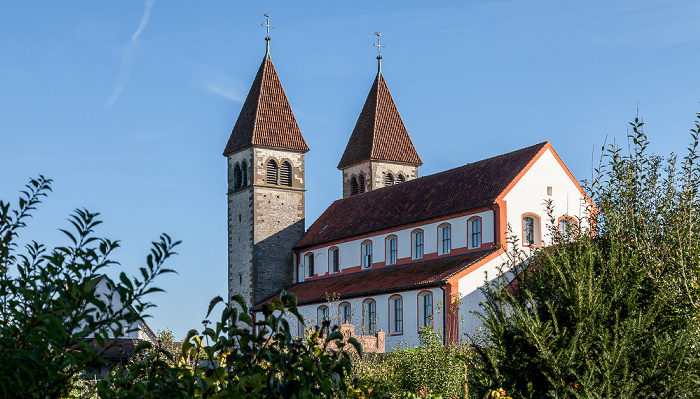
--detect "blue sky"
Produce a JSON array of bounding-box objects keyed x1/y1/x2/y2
[{"x1": 2, "y1": 1, "x2": 699, "y2": 339}]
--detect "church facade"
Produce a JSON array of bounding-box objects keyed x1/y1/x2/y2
[{"x1": 224, "y1": 37, "x2": 591, "y2": 349}]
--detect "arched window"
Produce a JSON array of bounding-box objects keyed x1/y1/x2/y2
[
  {"x1": 363, "y1": 299, "x2": 377, "y2": 334},
  {"x1": 385, "y1": 173, "x2": 394, "y2": 187},
  {"x1": 362, "y1": 241, "x2": 372, "y2": 268},
  {"x1": 233, "y1": 163, "x2": 242, "y2": 190},
  {"x1": 469, "y1": 217, "x2": 482, "y2": 248},
  {"x1": 386, "y1": 236, "x2": 397, "y2": 265},
  {"x1": 559, "y1": 216, "x2": 577, "y2": 242},
  {"x1": 329, "y1": 247, "x2": 339, "y2": 273},
  {"x1": 266, "y1": 159, "x2": 278, "y2": 185},
  {"x1": 412, "y1": 230, "x2": 424, "y2": 259},
  {"x1": 318, "y1": 305, "x2": 329, "y2": 325},
  {"x1": 439, "y1": 224, "x2": 451, "y2": 255},
  {"x1": 280, "y1": 161, "x2": 292, "y2": 186},
  {"x1": 339, "y1": 302, "x2": 352, "y2": 324},
  {"x1": 418, "y1": 291, "x2": 433, "y2": 329},
  {"x1": 241, "y1": 160, "x2": 248, "y2": 187},
  {"x1": 351, "y1": 176, "x2": 359, "y2": 196},
  {"x1": 305, "y1": 253, "x2": 314, "y2": 278},
  {"x1": 358, "y1": 174, "x2": 366, "y2": 193},
  {"x1": 389, "y1": 295, "x2": 403, "y2": 335},
  {"x1": 397, "y1": 174, "x2": 405, "y2": 184},
  {"x1": 522, "y1": 214, "x2": 541, "y2": 246}
]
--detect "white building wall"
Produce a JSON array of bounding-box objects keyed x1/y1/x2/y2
[
  {"x1": 297, "y1": 210, "x2": 495, "y2": 279},
  {"x1": 503, "y1": 148, "x2": 589, "y2": 248},
  {"x1": 294, "y1": 286, "x2": 444, "y2": 350}
]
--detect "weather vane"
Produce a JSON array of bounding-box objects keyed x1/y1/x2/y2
[
  {"x1": 262, "y1": 13, "x2": 274, "y2": 38},
  {"x1": 373, "y1": 32, "x2": 384, "y2": 58}
]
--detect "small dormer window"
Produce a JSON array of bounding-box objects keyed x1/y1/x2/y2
[
  {"x1": 266, "y1": 160, "x2": 278, "y2": 185},
  {"x1": 280, "y1": 161, "x2": 292, "y2": 186}
]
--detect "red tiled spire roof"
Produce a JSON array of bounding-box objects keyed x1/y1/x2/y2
[
  {"x1": 223, "y1": 50, "x2": 309, "y2": 156},
  {"x1": 298, "y1": 142, "x2": 549, "y2": 249},
  {"x1": 337, "y1": 72, "x2": 422, "y2": 169},
  {"x1": 255, "y1": 250, "x2": 496, "y2": 307}
]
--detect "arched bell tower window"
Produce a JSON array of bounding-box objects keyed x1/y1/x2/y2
[
  {"x1": 280, "y1": 161, "x2": 292, "y2": 186},
  {"x1": 233, "y1": 163, "x2": 242, "y2": 190},
  {"x1": 385, "y1": 173, "x2": 394, "y2": 187},
  {"x1": 241, "y1": 160, "x2": 248, "y2": 187},
  {"x1": 351, "y1": 176, "x2": 359, "y2": 196},
  {"x1": 266, "y1": 160, "x2": 278, "y2": 185},
  {"x1": 397, "y1": 174, "x2": 405, "y2": 184},
  {"x1": 358, "y1": 174, "x2": 366, "y2": 193}
]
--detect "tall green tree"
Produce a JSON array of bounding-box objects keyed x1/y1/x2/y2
[{"x1": 470, "y1": 115, "x2": 700, "y2": 398}]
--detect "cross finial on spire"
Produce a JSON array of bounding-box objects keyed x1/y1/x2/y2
[
  {"x1": 373, "y1": 32, "x2": 384, "y2": 74},
  {"x1": 262, "y1": 14, "x2": 274, "y2": 58}
]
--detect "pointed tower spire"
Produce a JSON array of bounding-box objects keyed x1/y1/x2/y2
[
  {"x1": 337, "y1": 34, "x2": 421, "y2": 197},
  {"x1": 223, "y1": 15, "x2": 308, "y2": 156}
]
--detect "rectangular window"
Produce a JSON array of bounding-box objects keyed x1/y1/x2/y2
[
  {"x1": 330, "y1": 248, "x2": 339, "y2": 273},
  {"x1": 523, "y1": 217, "x2": 534, "y2": 245},
  {"x1": 471, "y1": 219, "x2": 481, "y2": 248},
  {"x1": 367, "y1": 301, "x2": 376, "y2": 334},
  {"x1": 441, "y1": 225, "x2": 451, "y2": 254},
  {"x1": 306, "y1": 254, "x2": 314, "y2": 278},
  {"x1": 363, "y1": 242, "x2": 372, "y2": 268},
  {"x1": 342, "y1": 304, "x2": 351, "y2": 324},
  {"x1": 387, "y1": 237, "x2": 397, "y2": 265},
  {"x1": 321, "y1": 307, "x2": 329, "y2": 322},
  {"x1": 394, "y1": 298, "x2": 403, "y2": 333},
  {"x1": 423, "y1": 294, "x2": 433, "y2": 328},
  {"x1": 414, "y1": 231, "x2": 424, "y2": 259}
]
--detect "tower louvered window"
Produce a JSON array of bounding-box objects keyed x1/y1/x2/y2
[
  {"x1": 266, "y1": 160, "x2": 278, "y2": 185},
  {"x1": 359, "y1": 174, "x2": 366, "y2": 193},
  {"x1": 233, "y1": 163, "x2": 242, "y2": 190},
  {"x1": 385, "y1": 173, "x2": 394, "y2": 186},
  {"x1": 241, "y1": 160, "x2": 248, "y2": 187},
  {"x1": 397, "y1": 174, "x2": 405, "y2": 184},
  {"x1": 351, "y1": 177, "x2": 359, "y2": 196},
  {"x1": 280, "y1": 161, "x2": 292, "y2": 186}
]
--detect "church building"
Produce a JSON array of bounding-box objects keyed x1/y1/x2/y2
[{"x1": 223, "y1": 32, "x2": 591, "y2": 349}]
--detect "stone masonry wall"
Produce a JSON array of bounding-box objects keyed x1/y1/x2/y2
[
  {"x1": 341, "y1": 161, "x2": 418, "y2": 198},
  {"x1": 227, "y1": 149, "x2": 255, "y2": 310}
]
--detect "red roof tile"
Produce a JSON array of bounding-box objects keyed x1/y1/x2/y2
[
  {"x1": 265, "y1": 251, "x2": 495, "y2": 306},
  {"x1": 297, "y1": 142, "x2": 548, "y2": 249},
  {"x1": 223, "y1": 53, "x2": 309, "y2": 156},
  {"x1": 337, "y1": 73, "x2": 422, "y2": 169}
]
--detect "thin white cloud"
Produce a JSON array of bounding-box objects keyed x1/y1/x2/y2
[
  {"x1": 203, "y1": 83, "x2": 244, "y2": 102},
  {"x1": 104, "y1": 0, "x2": 155, "y2": 109},
  {"x1": 194, "y1": 69, "x2": 245, "y2": 102}
]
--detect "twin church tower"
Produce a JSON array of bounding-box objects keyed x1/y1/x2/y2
[{"x1": 223, "y1": 31, "x2": 422, "y2": 310}]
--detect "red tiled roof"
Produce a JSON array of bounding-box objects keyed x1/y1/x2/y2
[
  {"x1": 337, "y1": 73, "x2": 422, "y2": 169},
  {"x1": 297, "y1": 142, "x2": 548, "y2": 249},
  {"x1": 223, "y1": 53, "x2": 309, "y2": 156},
  {"x1": 264, "y1": 250, "x2": 495, "y2": 306}
]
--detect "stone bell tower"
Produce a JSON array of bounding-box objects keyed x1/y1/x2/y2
[
  {"x1": 223, "y1": 31, "x2": 309, "y2": 312},
  {"x1": 337, "y1": 33, "x2": 422, "y2": 198}
]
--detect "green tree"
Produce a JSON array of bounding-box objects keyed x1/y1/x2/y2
[
  {"x1": 469, "y1": 115, "x2": 700, "y2": 398},
  {"x1": 0, "y1": 176, "x2": 178, "y2": 398}
]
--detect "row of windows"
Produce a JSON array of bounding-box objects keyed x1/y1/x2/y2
[
  {"x1": 349, "y1": 172, "x2": 407, "y2": 196},
  {"x1": 316, "y1": 292, "x2": 434, "y2": 335},
  {"x1": 521, "y1": 214, "x2": 576, "y2": 246},
  {"x1": 266, "y1": 159, "x2": 293, "y2": 187},
  {"x1": 303, "y1": 219, "x2": 484, "y2": 278}
]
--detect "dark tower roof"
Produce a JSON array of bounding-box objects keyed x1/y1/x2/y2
[
  {"x1": 223, "y1": 46, "x2": 309, "y2": 156},
  {"x1": 337, "y1": 72, "x2": 422, "y2": 169}
]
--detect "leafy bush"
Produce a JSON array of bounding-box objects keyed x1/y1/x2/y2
[
  {"x1": 0, "y1": 177, "x2": 177, "y2": 398},
  {"x1": 469, "y1": 116, "x2": 700, "y2": 398}
]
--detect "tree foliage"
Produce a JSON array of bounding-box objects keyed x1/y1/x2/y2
[
  {"x1": 0, "y1": 176, "x2": 179, "y2": 398},
  {"x1": 469, "y1": 115, "x2": 700, "y2": 398}
]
